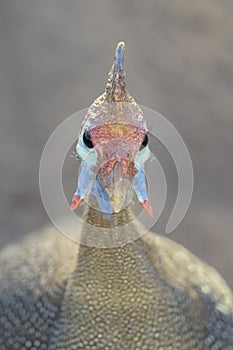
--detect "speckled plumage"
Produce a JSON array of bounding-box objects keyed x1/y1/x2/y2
[
  {"x1": 0, "y1": 42, "x2": 232, "y2": 349},
  {"x1": 0, "y1": 207, "x2": 233, "y2": 349}
]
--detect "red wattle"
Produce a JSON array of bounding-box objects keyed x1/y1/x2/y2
[
  {"x1": 140, "y1": 199, "x2": 153, "y2": 218},
  {"x1": 71, "y1": 194, "x2": 83, "y2": 211}
]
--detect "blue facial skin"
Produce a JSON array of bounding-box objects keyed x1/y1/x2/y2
[
  {"x1": 75, "y1": 128, "x2": 151, "y2": 216},
  {"x1": 75, "y1": 162, "x2": 95, "y2": 199},
  {"x1": 75, "y1": 163, "x2": 113, "y2": 219},
  {"x1": 133, "y1": 145, "x2": 151, "y2": 204},
  {"x1": 75, "y1": 131, "x2": 114, "y2": 216},
  {"x1": 133, "y1": 167, "x2": 148, "y2": 203}
]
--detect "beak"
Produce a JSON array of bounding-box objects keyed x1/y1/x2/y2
[{"x1": 97, "y1": 160, "x2": 134, "y2": 213}]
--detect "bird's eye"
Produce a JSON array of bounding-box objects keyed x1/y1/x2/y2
[
  {"x1": 140, "y1": 133, "x2": 149, "y2": 150},
  {"x1": 83, "y1": 130, "x2": 94, "y2": 149}
]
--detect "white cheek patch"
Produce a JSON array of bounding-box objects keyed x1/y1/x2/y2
[
  {"x1": 134, "y1": 146, "x2": 151, "y2": 168},
  {"x1": 76, "y1": 134, "x2": 98, "y2": 166}
]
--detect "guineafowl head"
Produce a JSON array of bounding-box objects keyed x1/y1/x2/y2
[{"x1": 71, "y1": 42, "x2": 152, "y2": 217}]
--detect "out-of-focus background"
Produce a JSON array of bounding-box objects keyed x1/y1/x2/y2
[{"x1": 0, "y1": 1, "x2": 232, "y2": 287}]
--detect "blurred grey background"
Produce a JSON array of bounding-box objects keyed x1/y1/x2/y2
[{"x1": 0, "y1": 1, "x2": 232, "y2": 287}]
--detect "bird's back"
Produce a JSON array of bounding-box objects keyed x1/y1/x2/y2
[{"x1": 0, "y1": 226, "x2": 232, "y2": 349}]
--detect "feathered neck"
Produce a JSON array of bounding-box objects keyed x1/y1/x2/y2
[{"x1": 78, "y1": 204, "x2": 144, "y2": 248}]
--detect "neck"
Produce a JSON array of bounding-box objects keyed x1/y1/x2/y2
[
  {"x1": 73, "y1": 205, "x2": 153, "y2": 287},
  {"x1": 79, "y1": 205, "x2": 144, "y2": 248},
  {"x1": 73, "y1": 205, "x2": 153, "y2": 283}
]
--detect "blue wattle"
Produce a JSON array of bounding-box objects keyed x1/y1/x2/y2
[{"x1": 133, "y1": 167, "x2": 148, "y2": 203}]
